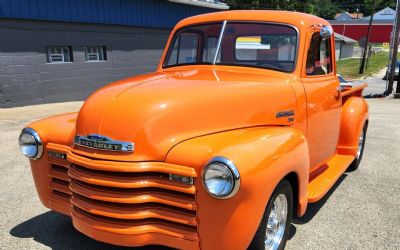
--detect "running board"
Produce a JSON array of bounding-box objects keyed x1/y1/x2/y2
[{"x1": 307, "y1": 154, "x2": 355, "y2": 203}]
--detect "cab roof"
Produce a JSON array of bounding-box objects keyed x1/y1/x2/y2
[{"x1": 175, "y1": 10, "x2": 330, "y2": 30}]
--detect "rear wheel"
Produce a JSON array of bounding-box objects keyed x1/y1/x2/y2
[
  {"x1": 248, "y1": 179, "x2": 293, "y2": 250},
  {"x1": 348, "y1": 123, "x2": 367, "y2": 171}
]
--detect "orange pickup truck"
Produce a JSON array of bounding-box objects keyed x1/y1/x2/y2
[{"x1": 19, "y1": 10, "x2": 368, "y2": 250}]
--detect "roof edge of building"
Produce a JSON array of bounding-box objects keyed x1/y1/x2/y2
[{"x1": 168, "y1": 0, "x2": 229, "y2": 10}]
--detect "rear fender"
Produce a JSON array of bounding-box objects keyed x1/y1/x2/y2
[
  {"x1": 337, "y1": 97, "x2": 369, "y2": 156},
  {"x1": 165, "y1": 126, "x2": 309, "y2": 250}
]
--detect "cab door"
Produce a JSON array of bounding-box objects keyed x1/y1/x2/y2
[{"x1": 302, "y1": 30, "x2": 341, "y2": 172}]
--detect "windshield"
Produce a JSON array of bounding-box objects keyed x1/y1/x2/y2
[{"x1": 163, "y1": 22, "x2": 298, "y2": 72}]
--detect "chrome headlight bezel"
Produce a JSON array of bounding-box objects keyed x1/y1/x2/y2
[
  {"x1": 202, "y1": 156, "x2": 240, "y2": 199},
  {"x1": 19, "y1": 128, "x2": 43, "y2": 160}
]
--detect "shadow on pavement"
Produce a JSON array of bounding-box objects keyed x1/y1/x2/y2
[
  {"x1": 363, "y1": 93, "x2": 386, "y2": 98},
  {"x1": 288, "y1": 224, "x2": 297, "y2": 240},
  {"x1": 293, "y1": 174, "x2": 348, "y2": 225},
  {"x1": 10, "y1": 211, "x2": 169, "y2": 249}
]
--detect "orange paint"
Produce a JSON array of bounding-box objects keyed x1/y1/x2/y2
[{"x1": 22, "y1": 10, "x2": 368, "y2": 249}]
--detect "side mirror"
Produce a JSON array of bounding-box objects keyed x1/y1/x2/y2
[{"x1": 320, "y1": 26, "x2": 333, "y2": 39}]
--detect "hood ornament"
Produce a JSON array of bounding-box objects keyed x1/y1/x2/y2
[{"x1": 74, "y1": 134, "x2": 134, "y2": 152}]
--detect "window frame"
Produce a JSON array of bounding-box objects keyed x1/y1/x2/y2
[
  {"x1": 85, "y1": 46, "x2": 107, "y2": 62},
  {"x1": 163, "y1": 23, "x2": 221, "y2": 68},
  {"x1": 216, "y1": 22, "x2": 299, "y2": 73},
  {"x1": 162, "y1": 21, "x2": 300, "y2": 73},
  {"x1": 174, "y1": 32, "x2": 201, "y2": 65},
  {"x1": 46, "y1": 46, "x2": 73, "y2": 64},
  {"x1": 303, "y1": 31, "x2": 335, "y2": 78}
]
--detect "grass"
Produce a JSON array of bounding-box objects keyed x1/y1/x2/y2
[{"x1": 336, "y1": 51, "x2": 389, "y2": 80}]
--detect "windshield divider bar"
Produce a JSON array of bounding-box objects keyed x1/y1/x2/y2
[{"x1": 213, "y1": 20, "x2": 227, "y2": 65}]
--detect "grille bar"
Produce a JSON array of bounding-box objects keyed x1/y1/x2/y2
[
  {"x1": 50, "y1": 178, "x2": 72, "y2": 195},
  {"x1": 49, "y1": 164, "x2": 70, "y2": 182},
  {"x1": 69, "y1": 164, "x2": 196, "y2": 194},
  {"x1": 71, "y1": 194, "x2": 197, "y2": 226},
  {"x1": 73, "y1": 207, "x2": 199, "y2": 241},
  {"x1": 67, "y1": 152, "x2": 197, "y2": 177},
  {"x1": 53, "y1": 190, "x2": 71, "y2": 199},
  {"x1": 70, "y1": 180, "x2": 197, "y2": 210}
]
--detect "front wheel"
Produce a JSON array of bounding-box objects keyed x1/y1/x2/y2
[
  {"x1": 348, "y1": 123, "x2": 368, "y2": 171},
  {"x1": 248, "y1": 179, "x2": 293, "y2": 250}
]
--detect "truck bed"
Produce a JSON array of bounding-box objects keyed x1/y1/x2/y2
[{"x1": 341, "y1": 83, "x2": 367, "y2": 97}]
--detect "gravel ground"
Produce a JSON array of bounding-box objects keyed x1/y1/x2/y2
[{"x1": 0, "y1": 90, "x2": 399, "y2": 249}]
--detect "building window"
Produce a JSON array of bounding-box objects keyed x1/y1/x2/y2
[
  {"x1": 85, "y1": 46, "x2": 107, "y2": 61},
  {"x1": 47, "y1": 46, "x2": 73, "y2": 63}
]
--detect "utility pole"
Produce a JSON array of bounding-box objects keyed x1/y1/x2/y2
[
  {"x1": 388, "y1": 0, "x2": 400, "y2": 95},
  {"x1": 359, "y1": 0, "x2": 377, "y2": 74},
  {"x1": 397, "y1": 68, "x2": 400, "y2": 93}
]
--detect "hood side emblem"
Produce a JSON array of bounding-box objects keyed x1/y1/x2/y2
[
  {"x1": 276, "y1": 110, "x2": 295, "y2": 122},
  {"x1": 74, "y1": 134, "x2": 134, "y2": 152}
]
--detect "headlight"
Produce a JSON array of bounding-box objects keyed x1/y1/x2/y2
[
  {"x1": 203, "y1": 156, "x2": 240, "y2": 199},
  {"x1": 19, "y1": 128, "x2": 43, "y2": 160}
]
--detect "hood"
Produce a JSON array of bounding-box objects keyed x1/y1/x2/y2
[{"x1": 74, "y1": 67, "x2": 297, "y2": 161}]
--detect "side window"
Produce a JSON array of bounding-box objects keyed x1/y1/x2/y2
[
  {"x1": 306, "y1": 33, "x2": 332, "y2": 75},
  {"x1": 166, "y1": 33, "x2": 199, "y2": 66}
]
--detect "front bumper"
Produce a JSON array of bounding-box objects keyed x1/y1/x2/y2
[{"x1": 32, "y1": 143, "x2": 199, "y2": 249}]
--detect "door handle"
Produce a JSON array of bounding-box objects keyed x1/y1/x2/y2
[{"x1": 335, "y1": 86, "x2": 341, "y2": 99}]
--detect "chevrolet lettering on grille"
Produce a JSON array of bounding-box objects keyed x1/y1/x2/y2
[{"x1": 74, "y1": 134, "x2": 134, "y2": 152}]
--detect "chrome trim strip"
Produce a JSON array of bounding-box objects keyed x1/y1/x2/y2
[
  {"x1": 213, "y1": 20, "x2": 227, "y2": 64},
  {"x1": 203, "y1": 156, "x2": 241, "y2": 199},
  {"x1": 20, "y1": 127, "x2": 44, "y2": 160}
]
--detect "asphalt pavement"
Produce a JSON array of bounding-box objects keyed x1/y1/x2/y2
[
  {"x1": 353, "y1": 68, "x2": 392, "y2": 97},
  {"x1": 0, "y1": 81, "x2": 399, "y2": 249},
  {"x1": 287, "y1": 98, "x2": 400, "y2": 249}
]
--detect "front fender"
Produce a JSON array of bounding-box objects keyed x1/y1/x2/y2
[
  {"x1": 28, "y1": 112, "x2": 78, "y2": 146},
  {"x1": 24, "y1": 112, "x2": 77, "y2": 209},
  {"x1": 165, "y1": 126, "x2": 309, "y2": 250},
  {"x1": 337, "y1": 97, "x2": 369, "y2": 156}
]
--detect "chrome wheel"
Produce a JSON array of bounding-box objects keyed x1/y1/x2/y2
[
  {"x1": 356, "y1": 128, "x2": 365, "y2": 159},
  {"x1": 265, "y1": 194, "x2": 288, "y2": 250}
]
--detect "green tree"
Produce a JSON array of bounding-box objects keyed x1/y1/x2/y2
[
  {"x1": 222, "y1": 0, "x2": 397, "y2": 19},
  {"x1": 336, "y1": 0, "x2": 396, "y2": 16},
  {"x1": 315, "y1": 0, "x2": 340, "y2": 19}
]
